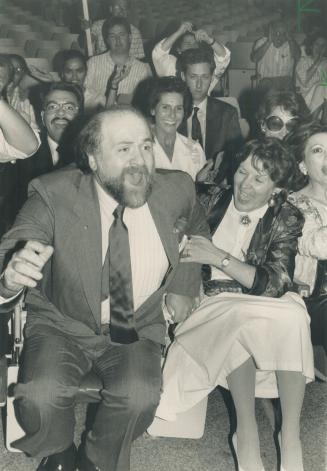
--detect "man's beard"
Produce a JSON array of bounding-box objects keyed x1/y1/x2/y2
[{"x1": 103, "y1": 165, "x2": 154, "y2": 208}]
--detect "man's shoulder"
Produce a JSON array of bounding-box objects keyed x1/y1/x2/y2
[
  {"x1": 154, "y1": 169, "x2": 195, "y2": 195},
  {"x1": 87, "y1": 51, "x2": 111, "y2": 65},
  {"x1": 30, "y1": 165, "x2": 85, "y2": 195},
  {"x1": 208, "y1": 96, "x2": 237, "y2": 114}
]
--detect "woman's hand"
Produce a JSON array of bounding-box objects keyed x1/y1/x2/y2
[
  {"x1": 196, "y1": 158, "x2": 214, "y2": 182},
  {"x1": 181, "y1": 235, "x2": 224, "y2": 266}
]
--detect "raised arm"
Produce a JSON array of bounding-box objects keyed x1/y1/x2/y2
[{"x1": 0, "y1": 99, "x2": 39, "y2": 158}]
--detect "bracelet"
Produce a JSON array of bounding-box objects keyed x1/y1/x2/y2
[
  {"x1": 110, "y1": 86, "x2": 118, "y2": 91},
  {"x1": 208, "y1": 38, "x2": 215, "y2": 46}
]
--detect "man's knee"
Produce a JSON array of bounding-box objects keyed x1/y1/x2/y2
[{"x1": 15, "y1": 378, "x2": 77, "y2": 410}]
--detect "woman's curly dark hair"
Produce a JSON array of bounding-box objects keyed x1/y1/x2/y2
[
  {"x1": 285, "y1": 120, "x2": 327, "y2": 191},
  {"x1": 304, "y1": 30, "x2": 327, "y2": 57},
  {"x1": 233, "y1": 137, "x2": 297, "y2": 190},
  {"x1": 146, "y1": 76, "x2": 192, "y2": 121}
]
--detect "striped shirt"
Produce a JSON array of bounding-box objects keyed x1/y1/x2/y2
[
  {"x1": 254, "y1": 37, "x2": 294, "y2": 78},
  {"x1": 91, "y1": 19, "x2": 144, "y2": 58},
  {"x1": 84, "y1": 51, "x2": 152, "y2": 102},
  {"x1": 95, "y1": 181, "x2": 169, "y2": 324}
]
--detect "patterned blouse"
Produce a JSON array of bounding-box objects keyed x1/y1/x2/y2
[{"x1": 289, "y1": 192, "x2": 327, "y2": 293}]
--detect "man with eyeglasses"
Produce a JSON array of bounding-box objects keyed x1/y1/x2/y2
[
  {"x1": 84, "y1": 16, "x2": 151, "y2": 107},
  {"x1": 16, "y1": 82, "x2": 83, "y2": 209}
]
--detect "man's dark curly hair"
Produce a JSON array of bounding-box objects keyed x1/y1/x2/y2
[
  {"x1": 146, "y1": 76, "x2": 192, "y2": 121},
  {"x1": 179, "y1": 45, "x2": 216, "y2": 75}
]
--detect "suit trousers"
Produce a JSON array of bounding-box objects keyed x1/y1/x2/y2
[{"x1": 12, "y1": 324, "x2": 162, "y2": 471}]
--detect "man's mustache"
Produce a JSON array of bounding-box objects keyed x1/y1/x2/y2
[{"x1": 51, "y1": 117, "x2": 70, "y2": 125}]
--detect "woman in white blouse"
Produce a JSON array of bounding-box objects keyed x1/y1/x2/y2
[
  {"x1": 287, "y1": 121, "x2": 327, "y2": 368},
  {"x1": 156, "y1": 139, "x2": 314, "y2": 471},
  {"x1": 148, "y1": 76, "x2": 206, "y2": 181}
]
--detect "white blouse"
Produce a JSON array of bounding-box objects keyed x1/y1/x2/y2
[{"x1": 153, "y1": 132, "x2": 206, "y2": 181}]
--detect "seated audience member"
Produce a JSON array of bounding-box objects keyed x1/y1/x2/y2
[
  {"x1": 58, "y1": 49, "x2": 104, "y2": 111},
  {"x1": 6, "y1": 55, "x2": 39, "y2": 131},
  {"x1": 80, "y1": 0, "x2": 144, "y2": 58},
  {"x1": 148, "y1": 76, "x2": 205, "y2": 181},
  {"x1": 155, "y1": 139, "x2": 314, "y2": 471},
  {"x1": 84, "y1": 16, "x2": 151, "y2": 106},
  {"x1": 0, "y1": 54, "x2": 40, "y2": 406},
  {"x1": 296, "y1": 32, "x2": 327, "y2": 115},
  {"x1": 0, "y1": 106, "x2": 209, "y2": 471},
  {"x1": 16, "y1": 82, "x2": 83, "y2": 208},
  {"x1": 178, "y1": 47, "x2": 243, "y2": 182},
  {"x1": 152, "y1": 21, "x2": 230, "y2": 95},
  {"x1": 287, "y1": 121, "x2": 327, "y2": 365},
  {"x1": 251, "y1": 20, "x2": 301, "y2": 91},
  {"x1": 256, "y1": 90, "x2": 309, "y2": 140}
]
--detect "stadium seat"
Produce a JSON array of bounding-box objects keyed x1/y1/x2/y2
[{"x1": 25, "y1": 39, "x2": 60, "y2": 57}]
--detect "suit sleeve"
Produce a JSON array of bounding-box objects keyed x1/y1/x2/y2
[
  {"x1": 167, "y1": 184, "x2": 211, "y2": 297},
  {"x1": 0, "y1": 179, "x2": 54, "y2": 273}
]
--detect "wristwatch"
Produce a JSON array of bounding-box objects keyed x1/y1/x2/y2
[{"x1": 220, "y1": 253, "x2": 231, "y2": 269}]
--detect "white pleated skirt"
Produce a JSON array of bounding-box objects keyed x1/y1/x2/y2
[{"x1": 156, "y1": 291, "x2": 315, "y2": 421}]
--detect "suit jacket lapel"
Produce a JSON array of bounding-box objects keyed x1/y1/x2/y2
[
  {"x1": 73, "y1": 174, "x2": 102, "y2": 325},
  {"x1": 207, "y1": 189, "x2": 232, "y2": 234},
  {"x1": 147, "y1": 193, "x2": 179, "y2": 271},
  {"x1": 205, "y1": 97, "x2": 222, "y2": 159}
]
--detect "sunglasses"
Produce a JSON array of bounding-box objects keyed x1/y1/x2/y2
[{"x1": 264, "y1": 115, "x2": 299, "y2": 133}]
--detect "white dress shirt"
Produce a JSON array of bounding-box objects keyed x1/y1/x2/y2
[
  {"x1": 153, "y1": 132, "x2": 206, "y2": 181},
  {"x1": 211, "y1": 198, "x2": 268, "y2": 280},
  {"x1": 254, "y1": 37, "x2": 294, "y2": 78},
  {"x1": 47, "y1": 135, "x2": 60, "y2": 166},
  {"x1": 187, "y1": 98, "x2": 207, "y2": 149},
  {"x1": 95, "y1": 181, "x2": 169, "y2": 324}
]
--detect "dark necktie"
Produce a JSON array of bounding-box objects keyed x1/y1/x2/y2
[
  {"x1": 102, "y1": 205, "x2": 138, "y2": 344},
  {"x1": 191, "y1": 106, "x2": 203, "y2": 148}
]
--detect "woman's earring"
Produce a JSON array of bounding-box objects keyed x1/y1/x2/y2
[
  {"x1": 268, "y1": 192, "x2": 277, "y2": 207},
  {"x1": 299, "y1": 162, "x2": 308, "y2": 175}
]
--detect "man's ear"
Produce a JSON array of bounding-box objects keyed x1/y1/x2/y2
[
  {"x1": 88, "y1": 154, "x2": 97, "y2": 172},
  {"x1": 259, "y1": 120, "x2": 266, "y2": 133},
  {"x1": 181, "y1": 71, "x2": 185, "y2": 81},
  {"x1": 41, "y1": 110, "x2": 45, "y2": 126}
]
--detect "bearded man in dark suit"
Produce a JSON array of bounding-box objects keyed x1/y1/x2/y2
[{"x1": 0, "y1": 106, "x2": 209, "y2": 471}]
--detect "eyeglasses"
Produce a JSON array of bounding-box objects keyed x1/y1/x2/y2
[
  {"x1": 264, "y1": 115, "x2": 299, "y2": 133},
  {"x1": 44, "y1": 102, "x2": 79, "y2": 113}
]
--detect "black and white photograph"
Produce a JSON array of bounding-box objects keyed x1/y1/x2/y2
[{"x1": 0, "y1": 0, "x2": 326, "y2": 470}]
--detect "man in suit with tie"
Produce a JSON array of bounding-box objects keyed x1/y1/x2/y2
[
  {"x1": 0, "y1": 106, "x2": 209, "y2": 471},
  {"x1": 178, "y1": 47, "x2": 243, "y2": 182},
  {"x1": 17, "y1": 81, "x2": 83, "y2": 209}
]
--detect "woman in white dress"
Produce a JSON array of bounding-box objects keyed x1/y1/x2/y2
[
  {"x1": 148, "y1": 76, "x2": 206, "y2": 181},
  {"x1": 287, "y1": 121, "x2": 327, "y2": 369},
  {"x1": 156, "y1": 139, "x2": 314, "y2": 471}
]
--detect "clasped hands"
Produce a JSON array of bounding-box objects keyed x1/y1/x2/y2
[
  {"x1": 178, "y1": 21, "x2": 214, "y2": 46},
  {"x1": 0, "y1": 241, "x2": 53, "y2": 296}
]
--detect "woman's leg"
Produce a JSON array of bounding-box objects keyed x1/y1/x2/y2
[
  {"x1": 276, "y1": 371, "x2": 305, "y2": 471},
  {"x1": 227, "y1": 357, "x2": 264, "y2": 471}
]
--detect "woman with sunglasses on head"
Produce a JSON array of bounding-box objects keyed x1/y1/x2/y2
[
  {"x1": 286, "y1": 121, "x2": 327, "y2": 377},
  {"x1": 256, "y1": 90, "x2": 309, "y2": 141},
  {"x1": 156, "y1": 138, "x2": 314, "y2": 471}
]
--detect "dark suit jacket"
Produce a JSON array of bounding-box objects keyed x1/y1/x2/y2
[
  {"x1": 0, "y1": 167, "x2": 209, "y2": 351},
  {"x1": 16, "y1": 132, "x2": 74, "y2": 209},
  {"x1": 179, "y1": 96, "x2": 243, "y2": 161},
  {"x1": 202, "y1": 188, "x2": 304, "y2": 298}
]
